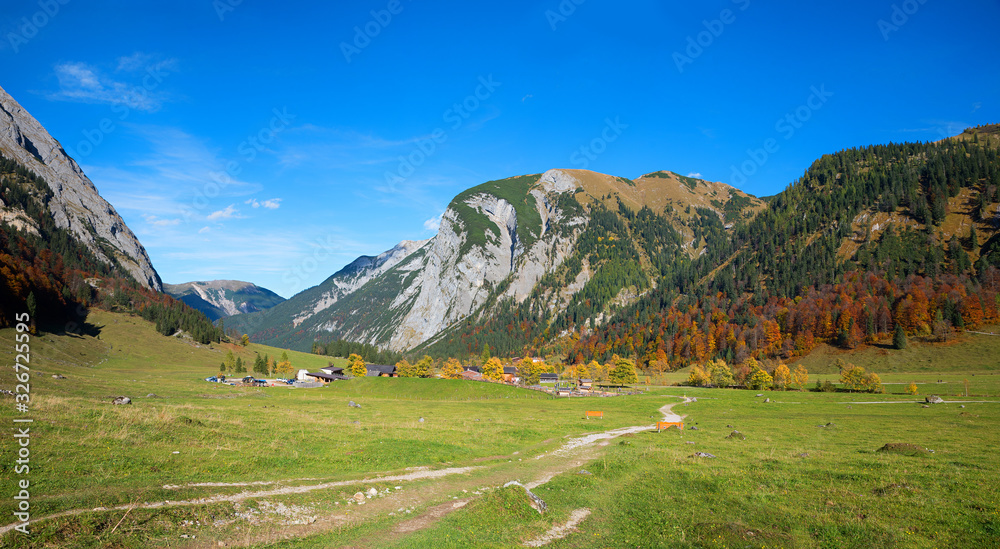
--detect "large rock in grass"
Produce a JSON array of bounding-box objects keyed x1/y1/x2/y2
[
  {"x1": 726, "y1": 430, "x2": 746, "y2": 440},
  {"x1": 925, "y1": 395, "x2": 944, "y2": 404},
  {"x1": 503, "y1": 481, "x2": 547, "y2": 514},
  {"x1": 112, "y1": 396, "x2": 132, "y2": 405}
]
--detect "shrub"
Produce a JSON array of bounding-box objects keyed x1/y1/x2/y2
[{"x1": 814, "y1": 380, "x2": 837, "y2": 392}]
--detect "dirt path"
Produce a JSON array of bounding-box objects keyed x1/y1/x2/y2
[
  {"x1": 360, "y1": 395, "x2": 695, "y2": 548},
  {"x1": 0, "y1": 467, "x2": 480, "y2": 537},
  {"x1": 523, "y1": 508, "x2": 592, "y2": 547},
  {"x1": 1, "y1": 396, "x2": 696, "y2": 546}
]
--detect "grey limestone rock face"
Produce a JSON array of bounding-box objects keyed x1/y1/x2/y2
[{"x1": 0, "y1": 85, "x2": 162, "y2": 291}]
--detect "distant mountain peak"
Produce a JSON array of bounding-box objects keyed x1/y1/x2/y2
[{"x1": 164, "y1": 280, "x2": 285, "y2": 321}]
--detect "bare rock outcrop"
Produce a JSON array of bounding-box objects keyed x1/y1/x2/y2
[{"x1": 0, "y1": 85, "x2": 161, "y2": 290}]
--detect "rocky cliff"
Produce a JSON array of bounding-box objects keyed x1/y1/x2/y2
[
  {"x1": 227, "y1": 168, "x2": 762, "y2": 352},
  {"x1": 0, "y1": 84, "x2": 161, "y2": 291}
]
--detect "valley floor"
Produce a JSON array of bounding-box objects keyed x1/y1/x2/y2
[{"x1": 1, "y1": 310, "x2": 999, "y2": 548}]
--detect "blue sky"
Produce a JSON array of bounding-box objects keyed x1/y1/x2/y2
[{"x1": 1, "y1": 0, "x2": 998, "y2": 297}]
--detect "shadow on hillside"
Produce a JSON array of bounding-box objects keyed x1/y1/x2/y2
[{"x1": 41, "y1": 308, "x2": 102, "y2": 339}]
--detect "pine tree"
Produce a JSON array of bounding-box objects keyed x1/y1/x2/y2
[{"x1": 893, "y1": 324, "x2": 908, "y2": 350}]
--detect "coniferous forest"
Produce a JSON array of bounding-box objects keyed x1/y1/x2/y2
[{"x1": 423, "y1": 130, "x2": 1000, "y2": 371}]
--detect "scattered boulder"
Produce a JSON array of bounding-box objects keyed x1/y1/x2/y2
[
  {"x1": 112, "y1": 396, "x2": 132, "y2": 405},
  {"x1": 692, "y1": 452, "x2": 716, "y2": 458},
  {"x1": 959, "y1": 405, "x2": 965, "y2": 409},
  {"x1": 351, "y1": 421, "x2": 360, "y2": 425},
  {"x1": 921, "y1": 405, "x2": 930, "y2": 408},
  {"x1": 503, "y1": 481, "x2": 547, "y2": 514},
  {"x1": 726, "y1": 430, "x2": 746, "y2": 440},
  {"x1": 146, "y1": 393, "x2": 158, "y2": 398},
  {"x1": 798, "y1": 452, "x2": 809, "y2": 458},
  {"x1": 52, "y1": 374, "x2": 66, "y2": 379},
  {"x1": 755, "y1": 394, "x2": 763, "y2": 397},
  {"x1": 764, "y1": 398, "x2": 770, "y2": 403},
  {"x1": 366, "y1": 487, "x2": 378, "y2": 498},
  {"x1": 577, "y1": 469, "x2": 592, "y2": 475},
  {"x1": 348, "y1": 401, "x2": 362, "y2": 408},
  {"x1": 418, "y1": 417, "x2": 425, "y2": 423},
  {"x1": 352, "y1": 492, "x2": 366, "y2": 504},
  {"x1": 876, "y1": 443, "x2": 930, "y2": 456},
  {"x1": 925, "y1": 395, "x2": 944, "y2": 404},
  {"x1": 685, "y1": 441, "x2": 695, "y2": 445},
  {"x1": 690, "y1": 426, "x2": 699, "y2": 431},
  {"x1": 726, "y1": 424, "x2": 734, "y2": 428}
]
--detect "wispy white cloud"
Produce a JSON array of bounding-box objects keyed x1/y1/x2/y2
[
  {"x1": 48, "y1": 55, "x2": 177, "y2": 112},
  {"x1": 246, "y1": 198, "x2": 282, "y2": 209},
  {"x1": 207, "y1": 204, "x2": 241, "y2": 221},
  {"x1": 423, "y1": 213, "x2": 443, "y2": 232},
  {"x1": 142, "y1": 214, "x2": 181, "y2": 227},
  {"x1": 687, "y1": 172, "x2": 703, "y2": 178}
]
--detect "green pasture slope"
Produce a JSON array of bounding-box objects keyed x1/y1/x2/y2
[
  {"x1": 280, "y1": 389, "x2": 1000, "y2": 549},
  {"x1": 1, "y1": 309, "x2": 999, "y2": 548},
  {"x1": 0, "y1": 310, "x2": 658, "y2": 547}
]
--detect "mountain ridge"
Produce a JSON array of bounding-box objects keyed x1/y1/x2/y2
[
  {"x1": 0, "y1": 84, "x2": 162, "y2": 291},
  {"x1": 226, "y1": 167, "x2": 758, "y2": 352},
  {"x1": 163, "y1": 280, "x2": 286, "y2": 322}
]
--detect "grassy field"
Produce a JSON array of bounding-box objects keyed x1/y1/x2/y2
[{"x1": 1, "y1": 310, "x2": 999, "y2": 548}]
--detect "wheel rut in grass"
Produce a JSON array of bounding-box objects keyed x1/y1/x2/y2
[
  {"x1": 353, "y1": 395, "x2": 695, "y2": 548},
  {"x1": 0, "y1": 466, "x2": 480, "y2": 537},
  {"x1": 1, "y1": 396, "x2": 696, "y2": 546}
]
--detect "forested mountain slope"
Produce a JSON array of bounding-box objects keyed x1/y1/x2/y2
[
  {"x1": 557, "y1": 126, "x2": 1000, "y2": 370},
  {"x1": 229, "y1": 169, "x2": 759, "y2": 352}
]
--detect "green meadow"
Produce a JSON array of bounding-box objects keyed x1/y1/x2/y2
[{"x1": 1, "y1": 310, "x2": 998, "y2": 548}]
